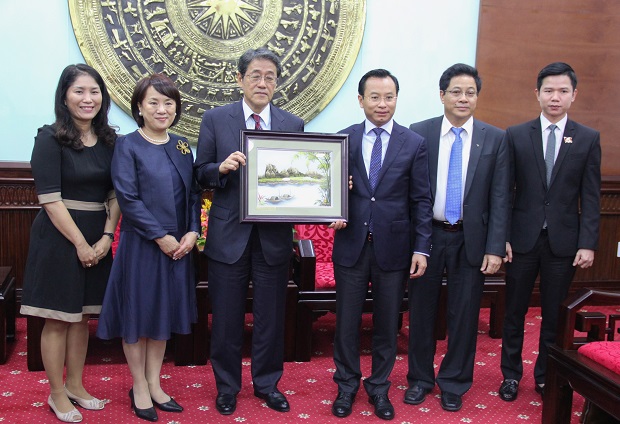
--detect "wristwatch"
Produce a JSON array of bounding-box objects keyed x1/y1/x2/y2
[{"x1": 103, "y1": 232, "x2": 115, "y2": 241}]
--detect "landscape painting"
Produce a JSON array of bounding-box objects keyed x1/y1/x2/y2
[{"x1": 240, "y1": 130, "x2": 348, "y2": 223}]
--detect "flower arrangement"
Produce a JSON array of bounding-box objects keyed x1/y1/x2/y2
[{"x1": 196, "y1": 198, "x2": 211, "y2": 250}]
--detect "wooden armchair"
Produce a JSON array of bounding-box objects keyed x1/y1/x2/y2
[
  {"x1": 543, "y1": 288, "x2": 620, "y2": 423},
  {"x1": 293, "y1": 225, "x2": 412, "y2": 362},
  {"x1": 292, "y1": 224, "x2": 507, "y2": 362},
  {"x1": 182, "y1": 248, "x2": 300, "y2": 366}
]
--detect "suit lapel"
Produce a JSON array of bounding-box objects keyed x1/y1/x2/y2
[
  {"x1": 269, "y1": 104, "x2": 286, "y2": 131},
  {"x1": 227, "y1": 102, "x2": 247, "y2": 148},
  {"x1": 549, "y1": 120, "x2": 575, "y2": 187},
  {"x1": 349, "y1": 123, "x2": 371, "y2": 193},
  {"x1": 163, "y1": 136, "x2": 190, "y2": 190},
  {"x1": 377, "y1": 123, "x2": 405, "y2": 188},
  {"x1": 427, "y1": 118, "x2": 442, "y2": 200},
  {"x1": 464, "y1": 119, "x2": 484, "y2": 198},
  {"x1": 528, "y1": 119, "x2": 548, "y2": 190}
]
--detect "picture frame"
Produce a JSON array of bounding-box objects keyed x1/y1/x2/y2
[{"x1": 240, "y1": 130, "x2": 349, "y2": 223}]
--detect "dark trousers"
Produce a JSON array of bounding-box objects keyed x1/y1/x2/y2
[
  {"x1": 208, "y1": 229, "x2": 289, "y2": 395},
  {"x1": 333, "y1": 241, "x2": 407, "y2": 396},
  {"x1": 501, "y1": 231, "x2": 576, "y2": 385},
  {"x1": 408, "y1": 227, "x2": 484, "y2": 396}
]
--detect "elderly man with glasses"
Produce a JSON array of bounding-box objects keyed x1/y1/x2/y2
[{"x1": 194, "y1": 47, "x2": 304, "y2": 416}]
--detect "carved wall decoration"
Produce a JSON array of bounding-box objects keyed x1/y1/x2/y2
[{"x1": 69, "y1": 0, "x2": 366, "y2": 142}]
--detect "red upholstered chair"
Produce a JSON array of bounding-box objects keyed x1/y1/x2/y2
[
  {"x1": 293, "y1": 224, "x2": 414, "y2": 361},
  {"x1": 543, "y1": 288, "x2": 620, "y2": 423}
]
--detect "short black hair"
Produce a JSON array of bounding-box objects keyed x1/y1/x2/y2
[
  {"x1": 238, "y1": 47, "x2": 282, "y2": 77},
  {"x1": 131, "y1": 74, "x2": 182, "y2": 127},
  {"x1": 537, "y1": 62, "x2": 577, "y2": 91},
  {"x1": 357, "y1": 69, "x2": 400, "y2": 96},
  {"x1": 439, "y1": 63, "x2": 482, "y2": 93}
]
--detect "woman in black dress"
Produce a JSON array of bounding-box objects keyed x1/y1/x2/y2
[
  {"x1": 20, "y1": 64, "x2": 120, "y2": 423},
  {"x1": 97, "y1": 74, "x2": 200, "y2": 422}
]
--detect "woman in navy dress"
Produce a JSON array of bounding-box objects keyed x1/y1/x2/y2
[
  {"x1": 97, "y1": 74, "x2": 200, "y2": 421},
  {"x1": 20, "y1": 64, "x2": 120, "y2": 422}
]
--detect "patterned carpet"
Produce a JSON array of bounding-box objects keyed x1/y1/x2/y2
[{"x1": 0, "y1": 307, "x2": 593, "y2": 424}]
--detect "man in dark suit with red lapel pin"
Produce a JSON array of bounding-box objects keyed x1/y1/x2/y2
[
  {"x1": 498, "y1": 62, "x2": 601, "y2": 401},
  {"x1": 329, "y1": 69, "x2": 433, "y2": 421}
]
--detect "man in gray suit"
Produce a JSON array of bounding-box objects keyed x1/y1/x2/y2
[
  {"x1": 406, "y1": 63, "x2": 508, "y2": 412},
  {"x1": 194, "y1": 47, "x2": 304, "y2": 415}
]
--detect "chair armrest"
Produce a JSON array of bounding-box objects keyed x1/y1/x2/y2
[
  {"x1": 293, "y1": 239, "x2": 317, "y2": 291},
  {"x1": 557, "y1": 288, "x2": 620, "y2": 350}
]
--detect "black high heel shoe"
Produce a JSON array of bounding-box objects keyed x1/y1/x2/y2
[
  {"x1": 152, "y1": 396, "x2": 183, "y2": 412},
  {"x1": 129, "y1": 389, "x2": 158, "y2": 422}
]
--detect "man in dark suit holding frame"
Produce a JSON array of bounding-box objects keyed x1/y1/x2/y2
[
  {"x1": 194, "y1": 47, "x2": 304, "y2": 415},
  {"x1": 498, "y1": 62, "x2": 601, "y2": 401}
]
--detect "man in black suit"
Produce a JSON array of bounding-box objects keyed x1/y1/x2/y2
[
  {"x1": 329, "y1": 69, "x2": 433, "y2": 420},
  {"x1": 498, "y1": 62, "x2": 601, "y2": 401},
  {"x1": 406, "y1": 64, "x2": 508, "y2": 412},
  {"x1": 194, "y1": 47, "x2": 304, "y2": 415}
]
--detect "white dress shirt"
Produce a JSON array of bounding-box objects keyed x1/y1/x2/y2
[
  {"x1": 242, "y1": 100, "x2": 271, "y2": 130},
  {"x1": 433, "y1": 116, "x2": 473, "y2": 222},
  {"x1": 540, "y1": 113, "x2": 567, "y2": 163},
  {"x1": 362, "y1": 119, "x2": 393, "y2": 176}
]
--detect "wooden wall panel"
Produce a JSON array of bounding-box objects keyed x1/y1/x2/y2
[
  {"x1": 0, "y1": 162, "x2": 39, "y2": 299},
  {"x1": 1, "y1": 163, "x2": 619, "y2": 306},
  {"x1": 475, "y1": 0, "x2": 620, "y2": 175}
]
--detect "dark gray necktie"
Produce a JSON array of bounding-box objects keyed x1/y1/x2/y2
[{"x1": 545, "y1": 124, "x2": 557, "y2": 185}]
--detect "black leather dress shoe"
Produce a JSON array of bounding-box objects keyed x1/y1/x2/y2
[
  {"x1": 254, "y1": 390, "x2": 290, "y2": 412},
  {"x1": 152, "y1": 396, "x2": 183, "y2": 412},
  {"x1": 129, "y1": 389, "x2": 158, "y2": 422},
  {"x1": 215, "y1": 393, "x2": 237, "y2": 415},
  {"x1": 499, "y1": 379, "x2": 519, "y2": 402},
  {"x1": 368, "y1": 394, "x2": 394, "y2": 420},
  {"x1": 440, "y1": 391, "x2": 462, "y2": 412},
  {"x1": 535, "y1": 383, "x2": 545, "y2": 396},
  {"x1": 332, "y1": 392, "x2": 356, "y2": 418},
  {"x1": 403, "y1": 385, "x2": 431, "y2": 405}
]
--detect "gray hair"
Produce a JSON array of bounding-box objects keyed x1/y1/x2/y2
[{"x1": 238, "y1": 47, "x2": 282, "y2": 77}]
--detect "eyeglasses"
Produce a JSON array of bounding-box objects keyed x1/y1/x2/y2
[
  {"x1": 444, "y1": 89, "x2": 477, "y2": 98},
  {"x1": 245, "y1": 74, "x2": 277, "y2": 85},
  {"x1": 364, "y1": 95, "x2": 397, "y2": 104}
]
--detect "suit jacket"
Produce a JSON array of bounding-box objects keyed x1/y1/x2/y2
[
  {"x1": 410, "y1": 117, "x2": 508, "y2": 266},
  {"x1": 506, "y1": 118, "x2": 601, "y2": 256},
  {"x1": 194, "y1": 100, "x2": 304, "y2": 265},
  {"x1": 332, "y1": 121, "x2": 433, "y2": 271},
  {"x1": 112, "y1": 130, "x2": 201, "y2": 239}
]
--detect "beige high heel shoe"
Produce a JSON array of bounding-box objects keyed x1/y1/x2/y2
[
  {"x1": 48, "y1": 395, "x2": 83, "y2": 423},
  {"x1": 64, "y1": 386, "x2": 105, "y2": 410}
]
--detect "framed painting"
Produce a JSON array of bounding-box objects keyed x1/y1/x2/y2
[{"x1": 240, "y1": 130, "x2": 348, "y2": 223}]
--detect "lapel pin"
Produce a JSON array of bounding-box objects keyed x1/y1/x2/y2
[{"x1": 563, "y1": 137, "x2": 573, "y2": 144}]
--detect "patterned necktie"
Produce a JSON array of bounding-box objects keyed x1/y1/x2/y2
[
  {"x1": 368, "y1": 127, "x2": 383, "y2": 233},
  {"x1": 369, "y1": 127, "x2": 383, "y2": 191},
  {"x1": 252, "y1": 113, "x2": 262, "y2": 130},
  {"x1": 445, "y1": 127, "x2": 464, "y2": 225},
  {"x1": 545, "y1": 124, "x2": 557, "y2": 186}
]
